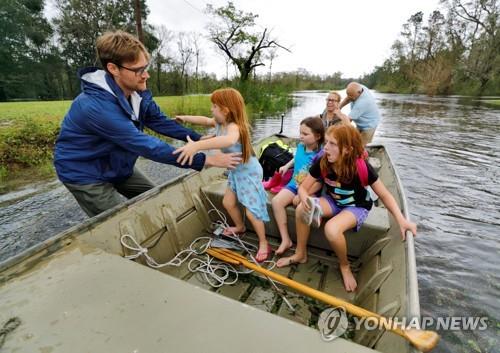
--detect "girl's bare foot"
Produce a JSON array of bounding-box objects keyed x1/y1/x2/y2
[
  {"x1": 255, "y1": 242, "x2": 273, "y2": 263},
  {"x1": 223, "y1": 226, "x2": 246, "y2": 236},
  {"x1": 276, "y1": 254, "x2": 307, "y2": 268},
  {"x1": 275, "y1": 240, "x2": 293, "y2": 255},
  {"x1": 340, "y1": 264, "x2": 357, "y2": 292}
]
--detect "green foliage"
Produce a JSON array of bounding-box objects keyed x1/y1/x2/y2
[
  {"x1": 0, "y1": 0, "x2": 60, "y2": 101},
  {"x1": 54, "y1": 0, "x2": 155, "y2": 67},
  {"x1": 237, "y1": 81, "x2": 293, "y2": 117},
  {"x1": 364, "y1": 1, "x2": 499, "y2": 96},
  {"x1": 0, "y1": 165, "x2": 7, "y2": 184},
  {"x1": 0, "y1": 119, "x2": 59, "y2": 167},
  {"x1": 0, "y1": 0, "x2": 160, "y2": 101}
]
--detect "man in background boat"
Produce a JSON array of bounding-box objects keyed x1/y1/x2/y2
[
  {"x1": 54, "y1": 31, "x2": 241, "y2": 217},
  {"x1": 339, "y1": 82, "x2": 381, "y2": 146}
]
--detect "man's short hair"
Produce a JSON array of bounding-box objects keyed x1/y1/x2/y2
[{"x1": 96, "y1": 31, "x2": 150, "y2": 72}]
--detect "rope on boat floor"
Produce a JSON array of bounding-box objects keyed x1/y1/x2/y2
[
  {"x1": 121, "y1": 234, "x2": 254, "y2": 288},
  {"x1": 0, "y1": 317, "x2": 21, "y2": 349}
]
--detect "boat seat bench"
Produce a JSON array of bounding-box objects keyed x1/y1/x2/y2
[{"x1": 201, "y1": 181, "x2": 390, "y2": 257}]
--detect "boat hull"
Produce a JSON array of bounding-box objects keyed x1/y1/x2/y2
[{"x1": 0, "y1": 135, "x2": 420, "y2": 353}]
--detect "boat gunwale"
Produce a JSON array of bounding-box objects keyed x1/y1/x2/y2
[
  {"x1": 377, "y1": 144, "x2": 420, "y2": 314},
  {"x1": 0, "y1": 168, "x2": 198, "y2": 272},
  {"x1": 373, "y1": 142, "x2": 421, "y2": 353}
]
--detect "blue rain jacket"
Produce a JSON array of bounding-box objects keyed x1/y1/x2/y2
[{"x1": 54, "y1": 67, "x2": 205, "y2": 184}]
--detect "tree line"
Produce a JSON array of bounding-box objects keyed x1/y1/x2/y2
[
  {"x1": 362, "y1": 0, "x2": 499, "y2": 96},
  {"x1": 0, "y1": 0, "x2": 350, "y2": 102}
]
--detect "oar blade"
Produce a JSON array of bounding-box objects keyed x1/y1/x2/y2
[{"x1": 405, "y1": 329, "x2": 440, "y2": 352}]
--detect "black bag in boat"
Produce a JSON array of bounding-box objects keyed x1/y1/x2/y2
[{"x1": 258, "y1": 142, "x2": 293, "y2": 180}]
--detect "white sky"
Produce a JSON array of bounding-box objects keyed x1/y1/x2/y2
[
  {"x1": 146, "y1": 0, "x2": 443, "y2": 78},
  {"x1": 45, "y1": 0, "x2": 443, "y2": 78}
]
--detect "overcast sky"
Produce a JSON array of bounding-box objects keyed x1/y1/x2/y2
[
  {"x1": 46, "y1": 0, "x2": 443, "y2": 78},
  {"x1": 146, "y1": 0, "x2": 443, "y2": 78}
]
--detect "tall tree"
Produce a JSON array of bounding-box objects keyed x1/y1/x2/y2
[
  {"x1": 151, "y1": 25, "x2": 174, "y2": 94},
  {"x1": 134, "y1": 0, "x2": 144, "y2": 42},
  {"x1": 443, "y1": 0, "x2": 499, "y2": 93},
  {"x1": 400, "y1": 11, "x2": 423, "y2": 75},
  {"x1": 54, "y1": 0, "x2": 158, "y2": 96},
  {"x1": 421, "y1": 10, "x2": 446, "y2": 60},
  {"x1": 413, "y1": 10, "x2": 453, "y2": 95},
  {"x1": 206, "y1": 1, "x2": 289, "y2": 82},
  {"x1": 54, "y1": 0, "x2": 154, "y2": 68},
  {"x1": 0, "y1": 0, "x2": 55, "y2": 100},
  {"x1": 191, "y1": 33, "x2": 204, "y2": 93},
  {"x1": 176, "y1": 32, "x2": 194, "y2": 93},
  {"x1": 266, "y1": 47, "x2": 278, "y2": 82}
]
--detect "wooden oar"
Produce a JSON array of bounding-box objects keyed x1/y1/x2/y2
[{"x1": 206, "y1": 247, "x2": 439, "y2": 352}]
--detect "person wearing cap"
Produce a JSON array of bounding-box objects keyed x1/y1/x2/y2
[
  {"x1": 339, "y1": 82, "x2": 381, "y2": 146},
  {"x1": 54, "y1": 30, "x2": 241, "y2": 217}
]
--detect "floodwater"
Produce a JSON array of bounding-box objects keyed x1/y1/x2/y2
[{"x1": 1, "y1": 91, "x2": 499, "y2": 353}]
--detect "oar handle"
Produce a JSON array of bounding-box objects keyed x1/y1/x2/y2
[{"x1": 208, "y1": 248, "x2": 439, "y2": 352}]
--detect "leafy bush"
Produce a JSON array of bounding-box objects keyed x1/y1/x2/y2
[{"x1": 0, "y1": 119, "x2": 60, "y2": 167}]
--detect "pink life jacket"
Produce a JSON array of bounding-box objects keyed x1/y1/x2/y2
[{"x1": 319, "y1": 150, "x2": 369, "y2": 187}]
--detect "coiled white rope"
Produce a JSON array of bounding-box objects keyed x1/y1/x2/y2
[
  {"x1": 120, "y1": 234, "x2": 253, "y2": 287},
  {"x1": 121, "y1": 234, "x2": 209, "y2": 268}
]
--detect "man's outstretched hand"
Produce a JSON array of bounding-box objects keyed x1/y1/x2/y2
[{"x1": 205, "y1": 152, "x2": 242, "y2": 169}]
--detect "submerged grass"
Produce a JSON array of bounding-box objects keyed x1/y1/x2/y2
[{"x1": 484, "y1": 99, "x2": 500, "y2": 107}]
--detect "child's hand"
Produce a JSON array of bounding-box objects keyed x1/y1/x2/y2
[
  {"x1": 173, "y1": 135, "x2": 199, "y2": 165},
  {"x1": 292, "y1": 195, "x2": 301, "y2": 207},
  {"x1": 399, "y1": 219, "x2": 417, "y2": 240},
  {"x1": 279, "y1": 164, "x2": 289, "y2": 175},
  {"x1": 300, "y1": 194, "x2": 310, "y2": 210},
  {"x1": 175, "y1": 116, "x2": 186, "y2": 124}
]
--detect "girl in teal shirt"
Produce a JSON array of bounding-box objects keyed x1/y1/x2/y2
[{"x1": 271, "y1": 117, "x2": 324, "y2": 255}]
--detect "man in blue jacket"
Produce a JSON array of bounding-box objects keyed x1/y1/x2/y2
[
  {"x1": 54, "y1": 31, "x2": 241, "y2": 217},
  {"x1": 339, "y1": 82, "x2": 381, "y2": 146}
]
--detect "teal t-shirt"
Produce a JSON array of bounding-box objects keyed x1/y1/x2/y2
[{"x1": 287, "y1": 143, "x2": 319, "y2": 190}]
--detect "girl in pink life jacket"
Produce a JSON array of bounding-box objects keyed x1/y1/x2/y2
[{"x1": 277, "y1": 124, "x2": 417, "y2": 292}]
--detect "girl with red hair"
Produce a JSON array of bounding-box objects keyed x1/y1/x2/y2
[
  {"x1": 174, "y1": 88, "x2": 271, "y2": 262},
  {"x1": 277, "y1": 124, "x2": 417, "y2": 292}
]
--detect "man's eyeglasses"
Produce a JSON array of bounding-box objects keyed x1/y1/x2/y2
[
  {"x1": 326, "y1": 98, "x2": 340, "y2": 103},
  {"x1": 115, "y1": 62, "x2": 150, "y2": 76}
]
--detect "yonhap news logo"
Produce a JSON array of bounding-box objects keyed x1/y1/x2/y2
[
  {"x1": 318, "y1": 307, "x2": 349, "y2": 341},
  {"x1": 318, "y1": 307, "x2": 489, "y2": 342}
]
